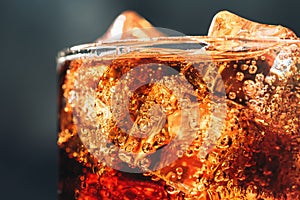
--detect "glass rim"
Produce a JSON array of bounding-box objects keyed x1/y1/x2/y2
[{"x1": 57, "y1": 35, "x2": 300, "y2": 62}]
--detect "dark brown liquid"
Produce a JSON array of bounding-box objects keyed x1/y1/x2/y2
[{"x1": 58, "y1": 49, "x2": 300, "y2": 199}]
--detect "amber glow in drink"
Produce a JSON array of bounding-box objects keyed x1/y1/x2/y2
[{"x1": 57, "y1": 36, "x2": 300, "y2": 199}]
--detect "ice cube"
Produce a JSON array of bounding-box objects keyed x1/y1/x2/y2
[
  {"x1": 206, "y1": 11, "x2": 299, "y2": 136},
  {"x1": 247, "y1": 43, "x2": 300, "y2": 134},
  {"x1": 96, "y1": 10, "x2": 165, "y2": 41},
  {"x1": 208, "y1": 10, "x2": 297, "y2": 39},
  {"x1": 151, "y1": 101, "x2": 250, "y2": 196}
]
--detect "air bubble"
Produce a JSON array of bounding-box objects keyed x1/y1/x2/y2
[
  {"x1": 228, "y1": 92, "x2": 236, "y2": 99},
  {"x1": 166, "y1": 185, "x2": 179, "y2": 195},
  {"x1": 176, "y1": 167, "x2": 183, "y2": 175},
  {"x1": 249, "y1": 65, "x2": 257, "y2": 74},
  {"x1": 142, "y1": 142, "x2": 153, "y2": 153},
  {"x1": 243, "y1": 80, "x2": 256, "y2": 97},
  {"x1": 186, "y1": 149, "x2": 194, "y2": 157},
  {"x1": 79, "y1": 176, "x2": 85, "y2": 181},
  {"x1": 177, "y1": 150, "x2": 184, "y2": 158},
  {"x1": 236, "y1": 72, "x2": 244, "y2": 81},
  {"x1": 194, "y1": 144, "x2": 201, "y2": 151},
  {"x1": 255, "y1": 74, "x2": 264, "y2": 82},
  {"x1": 218, "y1": 135, "x2": 232, "y2": 148},
  {"x1": 241, "y1": 64, "x2": 249, "y2": 71}
]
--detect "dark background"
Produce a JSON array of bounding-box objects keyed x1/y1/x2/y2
[{"x1": 0, "y1": 0, "x2": 299, "y2": 199}]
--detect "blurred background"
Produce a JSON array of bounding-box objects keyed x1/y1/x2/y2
[{"x1": 0, "y1": 0, "x2": 299, "y2": 199}]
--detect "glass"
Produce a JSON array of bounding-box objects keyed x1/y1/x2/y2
[{"x1": 57, "y1": 36, "x2": 300, "y2": 199}]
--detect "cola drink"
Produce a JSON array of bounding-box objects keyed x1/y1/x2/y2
[{"x1": 57, "y1": 11, "x2": 300, "y2": 200}]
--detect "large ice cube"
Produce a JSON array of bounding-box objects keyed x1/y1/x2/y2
[
  {"x1": 208, "y1": 10, "x2": 297, "y2": 39},
  {"x1": 151, "y1": 100, "x2": 250, "y2": 197},
  {"x1": 246, "y1": 43, "x2": 300, "y2": 135},
  {"x1": 96, "y1": 10, "x2": 165, "y2": 41}
]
